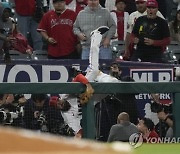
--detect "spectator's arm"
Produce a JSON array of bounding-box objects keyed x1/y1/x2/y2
[
  {"x1": 164, "y1": 116, "x2": 173, "y2": 128},
  {"x1": 73, "y1": 17, "x2": 81, "y2": 36},
  {"x1": 157, "y1": 111, "x2": 173, "y2": 128},
  {"x1": 124, "y1": 32, "x2": 131, "y2": 59},
  {"x1": 106, "y1": 11, "x2": 116, "y2": 40},
  {"x1": 0, "y1": 34, "x2": 8, "y2": 41},
  {"x1": 39, "y1": 31, "x2": 49, "y2": 41},
  {"x1": 153, "y1": 37, "x2": 171, "y2": 47}
]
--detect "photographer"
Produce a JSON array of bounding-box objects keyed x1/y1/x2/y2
[
  {"x1": 23, "y1": 94, "x2": 49, "y2": 130},
  {"x1": 23, "y1": 94, "x2": 74, "y2": 136},
  {"x1": 150, "y1": 94, "x2": 174, "y2": 137},
  {"x1": 0, "y1": 94, "x2": 26, "y2": 127}
]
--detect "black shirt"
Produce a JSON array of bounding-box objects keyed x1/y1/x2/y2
[{"x1": 132, "y1": 15, "x2": 170, "y2": 62}]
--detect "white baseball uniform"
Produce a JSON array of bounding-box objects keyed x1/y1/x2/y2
[
  {"x1": 85, "y1": 28, "x2": 119, "y2": 83},
  {"x1": 60, "y1": 94, "x2": 82, "y2": 134}
]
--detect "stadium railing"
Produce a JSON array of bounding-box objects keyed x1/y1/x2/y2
[{"x1": 0, "y1": 82, "x2": 180, "y2": 139}]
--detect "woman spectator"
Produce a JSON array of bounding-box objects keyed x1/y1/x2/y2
[{"x1": 169, "y1": 9, "x2": 180, "y2": 43}]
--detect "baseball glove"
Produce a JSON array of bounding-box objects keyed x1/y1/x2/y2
[{"x1": 79, "y1": 85, "x2": 94, "y2": 105}]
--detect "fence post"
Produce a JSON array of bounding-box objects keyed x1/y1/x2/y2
[
  {"x1": 174, "y1": 93, "x2": 180, "y2": 138},
  {"x1": 82, "y1": 99, "x2": 96, "y2": 139}
]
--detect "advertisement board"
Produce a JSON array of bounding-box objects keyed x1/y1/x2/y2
[{"x1": 130, "y1": 68, "x2": 174, "y2": 124}]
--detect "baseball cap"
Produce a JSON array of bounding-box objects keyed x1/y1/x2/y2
[
  {"x1": 53, "y1": 0, "x2": 65, "y2": 3},
  {"x1": 146, "y1": 0, "x2": 158, "y2": 8},
  {"x1": 115, "y1": 0, "x2": 126, "y2": 5}
]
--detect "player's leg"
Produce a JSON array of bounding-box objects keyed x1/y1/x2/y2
[{"x1": 86, "y1": 26, "x2": 109, "y2": 81}]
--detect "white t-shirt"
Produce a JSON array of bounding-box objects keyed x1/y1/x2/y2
[{"x1": 105, "y1": 0, "x2": 116, "y2": 11}]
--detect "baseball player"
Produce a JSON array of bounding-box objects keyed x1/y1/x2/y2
[
  {"x1": 60, "y1": 73, "x2": 94, "y2": 138},
  {"x1": 85, "y1": 26, "x2": 120, "y2": 83}
]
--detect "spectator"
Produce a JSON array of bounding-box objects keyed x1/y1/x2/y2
[
  {"x1": 38, "y1": 0, "x2": 80, "y2": 59},
  {"x1": 105, "y1": 0, "x2": 116, "y2": 11},
  {"x1": 169, "y1": 9, "x2": 180, "y2": 43},
  {"x1": 104, "y1": 0, "x2": 137, "y2": 14},
  {"x1": 66, "y1": 0, "x2": 87, "y2": 15},
  {"x1": 23, "y1": 94, "x2": 71, "y2": 132},
  {"x1": 73, "y1": 0, "x2": 116, "y2": 60},
  {"x1": 125, "y1": 0, "x2": 136, "y2": 14},
  {"x1": 0, "y1": 2, "x2": 15, "y2": 62},
  {"x1": 157, "y1": 110, "x2": 174, "y2": 137},
  {"x1": 150, "y1": 93, "x2": 173, "y2": 137},
  {"x1": 130, "y1": 0, "x2": 170, "y2": 63},
  {"x1": 14, "y1": 0, "x2": 43, "y2": 51},
  {"x1": 111, "y1": 0, "x2": 129, "y2": 41},
  {"x1": 123, "y1": 0, "x2": 164, "y2": 60},
  {"x1": 0, "y1": 2, "x2": 33, "y2": 60},
  {"x1": 107, "y1": 112, "x2": 138, "y2": 142},
  {"x1": 166, "y1": 0, "x2": 177, "y2": 22},
  {"x1": 137, "y1": 117, "x2": 159, "y2": 142},
  {"x1": 156, "y1": 0, "x2": 167, "y2": 18},
  {"x1": 23, "y1": 94, "x2": 49, "y2": 130}
]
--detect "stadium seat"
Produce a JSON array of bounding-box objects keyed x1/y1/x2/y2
[
  {"x1": 171, "y1": 49, "x2": 180, "y2": 63},
  {"x1": 111, "y1": 40, "x2": 125, "y2": 59},
  {"x1": 164, "y1": 41, "x2": 180, "y2": 63},
  {"x1": 166, "y1": 41, "x2": 180, "y2": 52},
  {"x1": 9, "y1": 50, "x2": 31, "y2": 59},
  {"x1": 31, "y1": 50, "x2": 48, "y2": 60}
]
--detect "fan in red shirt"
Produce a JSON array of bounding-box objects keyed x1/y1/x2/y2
[
  {"x1": 37, "y1": 0, "x2": 79, "y2": 59},
  {"x1": 137, "y1": 117, "x2": 159, "y2": 143}
]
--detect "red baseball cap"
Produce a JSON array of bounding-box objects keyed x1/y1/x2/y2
[{"x1": 146, "y1": 0, "x2": 158, "y2": 8}]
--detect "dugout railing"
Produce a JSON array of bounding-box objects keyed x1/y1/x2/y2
[{"x1": 0, "y1": 82, "x2": 180, "y2": 139}]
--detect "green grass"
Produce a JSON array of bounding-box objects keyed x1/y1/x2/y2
[{"x1": 134, "y1": 144, "x2": 180, "y2": 154}]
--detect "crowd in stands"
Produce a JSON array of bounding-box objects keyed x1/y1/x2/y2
[
  {"x1": 0, "y1": 0, "x2": 179, "y2": 63},
  {"x1": 0, "y1": 0, "x2": 176, "y2": 143}
]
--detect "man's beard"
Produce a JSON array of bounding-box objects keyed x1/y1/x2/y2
[{"x1": 111, "y1": 72, "x2": 121, "y2": 80}]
